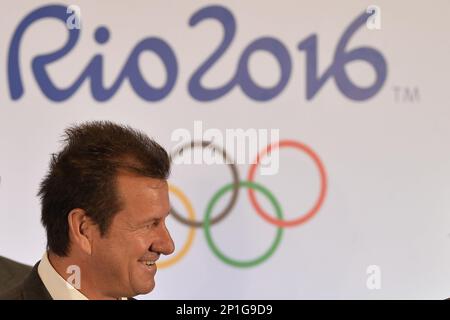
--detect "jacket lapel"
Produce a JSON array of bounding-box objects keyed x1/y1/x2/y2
[{"x1": 21, "y1": 261, "x2": 52, "y2": 300}]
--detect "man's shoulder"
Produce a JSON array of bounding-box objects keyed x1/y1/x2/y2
[
  {"x1": 0, "y1": 256, "x2": 32, "y2": 298},
  {"x1": 0, "y1": 261, "x2": 52, "y2": 300},
  {"x1": 0, "y1": 282, "x2": 25, "y2": 300},
  {"x1": 0, "y1": 256, "x2": 32, "y2": 274}
]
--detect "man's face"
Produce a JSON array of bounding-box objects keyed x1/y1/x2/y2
[{"x1": 88, "y1": 172, "x2": 175, "y2": 298}]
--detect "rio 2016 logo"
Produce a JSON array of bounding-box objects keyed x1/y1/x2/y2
[{"x1": 8, "y1": 5, "x2": 387, "y2": 102}]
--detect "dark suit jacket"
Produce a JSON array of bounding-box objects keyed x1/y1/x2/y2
[
  {"x1": 0, "y1": 256, "x2": 33, "y2": 297},
  {"x1": 0, "y1": 261, "x2": 51, "y2": 300},
  {"x1": 0, "y1": 259, "x2": 137, "y2": 300}
]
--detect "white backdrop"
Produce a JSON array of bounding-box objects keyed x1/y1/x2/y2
[{"x1": 0, "y1": 0, "x2": 450, "y2": 299}]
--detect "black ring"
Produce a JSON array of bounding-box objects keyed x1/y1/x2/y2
[{"x1": 169, "y1": 140, "x2": 240, "y2": 228}]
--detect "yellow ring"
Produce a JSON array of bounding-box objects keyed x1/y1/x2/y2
[{"x1": 157, "y1": 184, "x2": 196, "y2": 269}]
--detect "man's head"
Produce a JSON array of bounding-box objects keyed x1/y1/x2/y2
[{"x1": 38, "y1": 121, "x2": 175, "y2": 298}]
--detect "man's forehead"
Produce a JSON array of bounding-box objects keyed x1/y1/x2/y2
[
  {"x1": 115, "y1": 173, "x2": 168, "y2": 211},
  {"x1": 116, "y1": 172, "x2": 167, "y2": 193},
  {"x1": 113, "y1": 183, "x2": 169, "y2": 225}
]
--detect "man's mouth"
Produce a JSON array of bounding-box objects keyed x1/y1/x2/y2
[{"x1": 139, "y1": 258, "x2": 158, "y2": 268}]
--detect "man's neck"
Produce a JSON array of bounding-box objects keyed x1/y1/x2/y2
[{"x1": 47, "y1": 251, "x2": 117, "y2": 300}]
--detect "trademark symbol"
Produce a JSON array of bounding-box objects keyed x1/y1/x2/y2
[{"x1": 393, "y1": 86, "x2": 420, "y2": 103}]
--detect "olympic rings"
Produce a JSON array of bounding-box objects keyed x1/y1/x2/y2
[
  {"x1": 247, "y1": 140, "x2": 327, "y2": 227},
  {"x1": 159, "y1": 138, "x2": 327, "y2": 268},
  {"x1": 169, "y1": 140, "x2": 240, "y2": 228},
  {"x1": 157, "y1": 184, "x2": 196, "y2": 269},
  {"x1": 204, "y1": 181, "x2": 283, "y2": 268}
]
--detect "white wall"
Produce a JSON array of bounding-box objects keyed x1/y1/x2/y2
[{"x1": 0, "y1": 0, "x2": 449, "y2": 299}]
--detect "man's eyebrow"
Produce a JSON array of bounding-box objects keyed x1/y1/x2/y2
[
  {"x1": 140, "y1": 212, "x2": 170, "y2": 224},
  {"x1": 139, "y1": 217, "x2": 158, "y2": 225}
]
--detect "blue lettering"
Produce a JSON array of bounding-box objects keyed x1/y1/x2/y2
[
  {"x1": 7, "y1": 4, "x2": 386, "y2": 103},
  {"x1": 9, "y1": 4, "x2": 178, "y2": 102},
  {"x1": 188, "y1": 6, "x2": 292, "y2": 102},
  {"x1": 298, "y1": 11, "x2": 387, "y2": 101}
]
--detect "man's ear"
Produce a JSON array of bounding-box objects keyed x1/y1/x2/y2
[{"x1": 67, "y1": 209, "x2": 96, "y2": 255}]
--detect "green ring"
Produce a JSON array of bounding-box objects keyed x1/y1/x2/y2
[{"x1": 203, "y1": 181, "x2": 284, "y2": 268}]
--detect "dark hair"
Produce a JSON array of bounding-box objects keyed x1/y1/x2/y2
[{"x1": 38, "y1": 121, "x2": 171, "y2": 256}]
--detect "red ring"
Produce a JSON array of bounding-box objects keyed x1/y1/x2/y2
[{"x1": 247, "y1": 140, "x2": 327, "y2": 227}]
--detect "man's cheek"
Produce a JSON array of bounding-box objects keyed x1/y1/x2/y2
[{"x1": 135, "y1": 234, "x2": 152, "y2": 251}]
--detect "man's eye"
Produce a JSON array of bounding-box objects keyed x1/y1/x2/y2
[{"x1": 146, "y1": 221, "x2": 159, "y2": 229}]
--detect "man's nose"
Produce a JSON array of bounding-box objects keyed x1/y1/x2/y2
[{"x1": 151, "y1": 223, "x2": 175, "y2": 255}]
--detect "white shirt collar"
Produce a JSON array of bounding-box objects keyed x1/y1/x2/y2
[
  {"x1": 37, "y1": 252, "x2": 129, "y2": 300},
  {"x1": 37, "y1": 252, "x2": 88, "y2": 300}
]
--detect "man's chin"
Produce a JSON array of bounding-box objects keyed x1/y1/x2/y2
[
  {"x1": 133, "y1": 281, "x2": 155, "y2": 296},
  {"x1": 131, "y1": 264, "x2": 157, "y2": 295}
]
